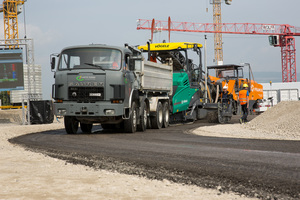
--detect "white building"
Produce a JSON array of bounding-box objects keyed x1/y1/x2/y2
[{"x1": 10, "y1": 64, "x2": 42, "y2": 104}]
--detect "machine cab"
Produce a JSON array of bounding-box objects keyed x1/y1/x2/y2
[{"x1": 137, "y1": 42, "x2": 203, "y2": 86}]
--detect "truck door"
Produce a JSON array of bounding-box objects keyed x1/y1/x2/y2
[{"x1": 123, "y1": 54, "x2": 136, "y2": 110}]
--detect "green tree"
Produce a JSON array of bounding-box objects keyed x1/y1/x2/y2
[{"x1": 0, "y1": 91, "x2": 11, "y2": 105}]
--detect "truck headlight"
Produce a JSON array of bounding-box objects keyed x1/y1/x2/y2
[
  {"x1": 57, "y1": 108, "x2": 67, "y2": 116},
  {"x1": 105, "y1": 109, "x2": 115, "y2": 115}
]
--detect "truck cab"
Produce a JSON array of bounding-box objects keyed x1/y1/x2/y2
[{"x1": 51, "y1": 44, "x2": 135, "y2": 133}]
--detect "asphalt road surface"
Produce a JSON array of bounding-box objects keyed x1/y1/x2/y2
[{"x1": 10, "y1": 120, "x2": 300, "y2": 200}]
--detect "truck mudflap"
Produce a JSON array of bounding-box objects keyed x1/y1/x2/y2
[{"x1": 122, "y1": 107, "x2": 130, "y2": 119}]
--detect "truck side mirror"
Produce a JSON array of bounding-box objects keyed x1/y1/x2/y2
[
  {"x1": 51, "y1": 57, "x2": 56, "y2": 70},
  {"x1": 50, "y1": 53, "x2": 59, "y2": 71}
]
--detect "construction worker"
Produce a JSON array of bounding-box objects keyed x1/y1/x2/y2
[
  {"x1": 112, "y1": 57, "x2": 120, "y2": 69},
  {"x1": 238, "y1": 83, "x2": 249, "y2": 123},
  {"x1": 150, "y1": 52, "x2": 157, "y2": 63},
  {"x1": 221, "y1": 85, "x2": 230, "y2": 104},
  {"x1": 111, "y1": 51, "x2": 121, "y2": 69}
]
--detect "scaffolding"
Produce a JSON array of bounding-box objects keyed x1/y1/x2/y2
[{"x1": 0, "y1": 38, "x2": 42, "y2": 124}]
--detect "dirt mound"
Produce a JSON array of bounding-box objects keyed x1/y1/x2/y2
[
  {"x1": 192, "y1": 101, "x2": 300, "y2": 140},
  {"x1": 245, "y1": 101, "x2": 300, "y2": 137},
  {"x1": 0, "y1": 109, "x2": 23, "y2": 124}
]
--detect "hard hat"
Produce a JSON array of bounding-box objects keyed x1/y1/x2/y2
[
  {"x1": 223, "y1": 85, "x2": 228, "y2": 90},
  {"x1": 243, "y1": 83, "x2": 248, "y2": 88}
]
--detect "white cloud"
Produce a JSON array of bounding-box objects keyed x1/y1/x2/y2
[{"x1": 18, "y1": 23, "x2": 62, "y2": 46}]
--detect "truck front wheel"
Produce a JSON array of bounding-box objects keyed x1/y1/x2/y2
[
  {"x1": 124, "y1": 101, "x2": 137, "y2": 133},
  {"x1": 137, "y1": 101, "x2": 147, "y2": 132},
  {"x1": 64, "y1": 116, "x2": 79, "y2": 134}
]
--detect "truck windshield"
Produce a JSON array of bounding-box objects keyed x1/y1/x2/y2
[{"x1": 58, "y1": 48, "x2": 122, "y2": 71}]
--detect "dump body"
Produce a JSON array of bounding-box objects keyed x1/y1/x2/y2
[{"x1": 141, "y1": 60, "x2": 173, "y2": 93}]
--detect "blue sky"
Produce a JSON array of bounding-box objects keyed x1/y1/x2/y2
[{"x1": 16, "y1": 0, "x2": 300, "y2": 99}]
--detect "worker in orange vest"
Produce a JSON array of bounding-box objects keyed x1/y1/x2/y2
[
  {"x1": 238, "y1": 83, "x2": 249, "y2": 124},
  {"x1": 150, "y1": 52, "x2": 157, "y2": 63}
]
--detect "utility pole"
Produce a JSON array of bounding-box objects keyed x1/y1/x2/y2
[{"x1": 204, "y1": 35, "x2": 208, "y2": 103}]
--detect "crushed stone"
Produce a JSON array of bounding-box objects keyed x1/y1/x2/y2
[
  {"x1": 193, "y1": 101, "x2": 300, "y2": 140},
  {"x1": 245, "y1": 101, "x2": 300, "y2": 138}
]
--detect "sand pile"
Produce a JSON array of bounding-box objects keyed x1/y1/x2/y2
[
  {"x1": 245, "y1": 101, "x2": 300, "y2": 138},
  {"x1": 193, "y1": 101, "x2": 300, "y2": 140},
  {"x1": 0, "y1": 109, "x2": 23, "y2": 124}
]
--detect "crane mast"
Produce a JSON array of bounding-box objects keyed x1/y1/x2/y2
[
  {"x1": 1, "y1": 0, "x2": 24, "y2": 49},
  {"x1": 211, "y1": 0, "x2": 223, "y2": 65}
]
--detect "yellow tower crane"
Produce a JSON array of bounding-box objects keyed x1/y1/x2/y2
[
  {"x1": 210, "y1": 0, "x2": 231, "y2": 65},
  {"x1": 0, "y1": 0, "x2": 25, "y2": 49}
]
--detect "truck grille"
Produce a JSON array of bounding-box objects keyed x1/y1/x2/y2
[{"x1": 68, "y1": 87, "x2": 104, "y2": 102}]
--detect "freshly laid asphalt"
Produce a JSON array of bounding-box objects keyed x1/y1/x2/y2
[{"x1": 10, "y1": 119, "x2": 300, "y2": 200}]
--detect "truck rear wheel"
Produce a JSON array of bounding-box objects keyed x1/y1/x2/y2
[
  {"x1": 162, "y1": 102, "x2": 169, "y2": 128},
  {"x1": 124, "y1": 101, "x2": 137, "y2": 133},
  {"x1": 137, "y1": 101, "x2": 147, "y2": 132},
  {"x1": 64, "y1": 116, "x2": 78, "y2": 134},
  {"x1": 151, "y1": 101, "x2": 163, "y2": 129},
  {"x1": 80, "y1": 123, "x2": 93, "y2": 133}
]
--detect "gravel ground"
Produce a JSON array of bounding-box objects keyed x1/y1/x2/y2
[{"x1": 1, "y1": 101, "x2": 299, "y2": 199}]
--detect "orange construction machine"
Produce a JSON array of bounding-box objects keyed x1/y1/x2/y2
[{"x1": 203, "y1": 64, "x2": 263, "y2": 123}]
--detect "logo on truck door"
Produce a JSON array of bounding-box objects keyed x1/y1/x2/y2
[
  {"x1": 76, "y1": 76, "x2": 96, "y2": 81},
  {"x1": 76, "y1": 76, "x2": 84, "y2": 81}
]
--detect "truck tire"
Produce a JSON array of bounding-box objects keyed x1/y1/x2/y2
[
  {"x1": 137, "y1": 101, "x2": 147, "y2": 132},
  {"x1": 64, "y1": 116, "x2": 78, "y2": 134},
  {"x1": 124, "y1": 101, "x2": 137, "y2": 133},
  {"x1": 80, "y1": 123, "x2": 93, "y2": 133},
  {"x1": 162, "y1": 102, "x2": 169, "y2": 128},
  {"x1": 151, "y1": 101, "x2": 163, "y2": 129}
]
